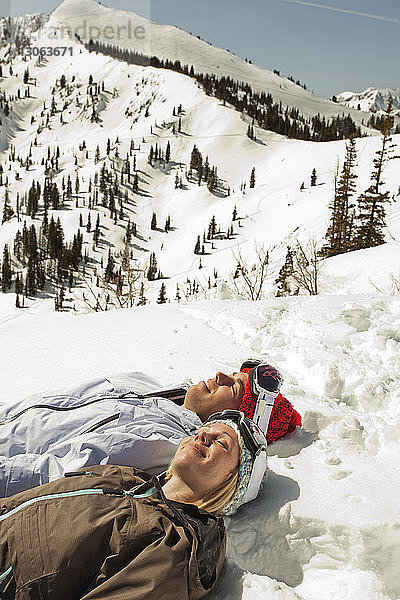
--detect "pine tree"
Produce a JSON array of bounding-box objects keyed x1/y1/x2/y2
[
  {"x1": 2, "y1": 189, "x2": 13, "y2": 223},
  {"x1": 194, "y1": 235, "x2": 201, "y2": 254},
  {"x1": 137, "y1": 281, "x2": 147, "y2": 305},
  {"x1": 275, "y1": 246, "x2": 295, "y2": 296},
  {"x1": 147, "y1": 252, "x2": 158, "y2": 280},
  {"x1": 157, "y1": 282, "x2": 167, "y2": 304},
  {"x1": 250, "y1": 167, "x2": 256, "y2": 188},
  {"x1": 321, "y1": 136, "x2": 358, "y2": 256},
  {"x1": 353, "y1": 101, "x2": 395, "y2": 250},
  {"x1": 165, "y1": 141, "x2": 171, "y2": 163},
  {"x1": 93, "y1": 213, "x2": 101, "y2": 245},
  {"x1": 151, "y1": 212, "x2": 157, "y2": 230},
  {"x1": 104, "y1": 249, "x2": 115, "y2": 282},
  {"x1": 311, "y1": 168, "x2": 317, "y2": 186},
  {"x1": 1, "y1": 244, "x2": 12, "y2": 292}
]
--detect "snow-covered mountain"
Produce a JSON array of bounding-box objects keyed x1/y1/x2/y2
[
  {"x1": 0, "y1": 0, "x2": 399, "y2": 312},
  {"x1": 336, "y1": 86, "x2": 400, "y2": 117},
  {"x1": 48, "y1": 0, "x2": 374, "y2": 125}
]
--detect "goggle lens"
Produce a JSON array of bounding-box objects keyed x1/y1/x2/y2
[{"x1": 250, "y1": 364, "x2": 283, "y2": 397}]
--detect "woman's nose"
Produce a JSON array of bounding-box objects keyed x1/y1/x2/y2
[{"x1": 196, "y1": 430, "x2": 209, "y2": 445}]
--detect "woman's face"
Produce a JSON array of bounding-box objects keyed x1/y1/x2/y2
[{"x1": 172, "y1": 422, "x2": 240, "y2": 495}]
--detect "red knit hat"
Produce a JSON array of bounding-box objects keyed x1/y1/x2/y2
[
  {"x1": 239, "y1": 359, "x2": 302, "y2": 444},
  {"x1": 239, "y1": 359, "x2": 281, "y2": 420}
]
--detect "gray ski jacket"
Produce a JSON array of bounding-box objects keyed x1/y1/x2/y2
[{"x1": 0, "y1": 373, "x2": 201, "y2": 497}]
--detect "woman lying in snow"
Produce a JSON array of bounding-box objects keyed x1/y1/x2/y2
[
  {"x1": 0, "y1": 359, "x2": 301, "y2": 497},
  {"x1": 0, "y1": 411, "x2": 268, "y2": 600}
]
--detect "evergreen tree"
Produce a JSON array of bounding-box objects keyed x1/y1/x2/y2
[
  {"x1": 137, "y1": 281, "x2": 147, "y2": 305},
  {"x1": 151, "y1": 212, "x2": 157, "y2": 230},
  {"x1": 165, "y1": 141, "x2": 171, "y2": 163},
  {"x1": 275, "y1": 246, "x2": 295, "y2": 296},
  {"x1": 207, "y1": 168, "x2": 218, "y2": 193},
  {"x1": 353, "y1": 102, "x2": 395, "y2": 250},
  {"x1": 311, "y1": 168, "x2": 317, "y2": 186},
  {"x1": 321, "y1": 136, "x2": 358, "y2": 256},
  {"x1": 1, "y1": 244, "x2": 12, "y2": 292},
  {"x1": 104, "y1": 249, "x2": 115, "y2": 282},
  {"x1": 2, "y1": 189, "x2": 13, "y2": 223},
  {"x1": 157, "y1": 282, "x2": 167, "y2": 304},
  {"x1": 250, "y1": 167, "x2": 256, "y2": 188},
  {"x1": 194, "y1": 235, "x2": 201, "y2": 255},
  {"x1": 147, "y1": 252, "x2": 158, "y2": 281},
  {"x1": 207, "y1": 215, "x2": 217, "y2": 239},
  {"x1": 133, "y1": 173, "x2": 139, "y2": 193}
]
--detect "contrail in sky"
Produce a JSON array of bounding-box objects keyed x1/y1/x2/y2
[{"x1": 281, "y1": 0, "x2": 400, "y2": 24}]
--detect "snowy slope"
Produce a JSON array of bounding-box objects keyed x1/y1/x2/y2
[
  {"x1": 337, "y1": 87, "x2": 400, "y2": 117},
  {"x1": 1, "y1": 24, "x2": 400, "y2": 308},
  {"x1": 46, "y1": 0, "x2": 375, "y2": 125},
  {"x1": 1, "y1": 295, "x2": 400, "y2": 600}
]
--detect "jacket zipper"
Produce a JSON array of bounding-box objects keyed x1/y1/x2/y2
[
  {"x1": 0, "y1": 487, "x2": 157, "y2": 523},
  {"x1": 0, "y1": 388, "x2": 187, "y2": 427}
]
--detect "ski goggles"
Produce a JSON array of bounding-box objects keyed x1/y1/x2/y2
[
  {"x1": 203, "y1": 409, "x2": 267, "y2": 457},
  {"x1": 248, "y1": 362, "x2": 283, "y2": 400}
]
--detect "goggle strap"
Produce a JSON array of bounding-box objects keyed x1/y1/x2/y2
[{"x1": 254, "y1": 391, "x2": 275, "y2": 432}]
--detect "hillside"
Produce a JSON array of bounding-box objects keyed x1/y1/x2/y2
[
  {"x1": 0, "y1": 5, "x2": 399, "y2": 312},
  {"x1": 48, "y1": 0, "x2": 375, "y2": 126}
]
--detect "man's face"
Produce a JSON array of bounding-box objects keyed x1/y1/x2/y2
[{"x1": 183, "y1": 371, "x2": 248, "y2": 421}]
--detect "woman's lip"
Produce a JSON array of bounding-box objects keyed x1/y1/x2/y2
[{"x1": 192, "y1": 442, "x2": 206, "y2": 457}]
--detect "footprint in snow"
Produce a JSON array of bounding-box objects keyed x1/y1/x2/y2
[{"x1": 330, "y1": 470, "x2": 352, "y2": 480}]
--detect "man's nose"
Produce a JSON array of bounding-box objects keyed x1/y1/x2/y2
[{"x1": 216, "y1": 372, "x2": 234, "y2": 386}]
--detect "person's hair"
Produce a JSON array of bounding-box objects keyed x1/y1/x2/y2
[{"x1": 164, "y1": 464, "x2": 239, "y2": 515}]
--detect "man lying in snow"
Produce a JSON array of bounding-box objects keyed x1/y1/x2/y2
[
  {"x1": 0, "y1": 411, "x2": 268, "y2": 599},
  {"x1": 0, "y1": 359, "x2": 301, "y2": 497}
]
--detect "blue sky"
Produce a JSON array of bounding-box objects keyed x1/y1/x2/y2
[{"x1": 3, "y1": 0, "x2": 399, "y2": 97}]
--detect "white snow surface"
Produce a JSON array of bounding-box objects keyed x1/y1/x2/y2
[{"x1": 1, "y1": 295, "x2": 400, "y2": 600}]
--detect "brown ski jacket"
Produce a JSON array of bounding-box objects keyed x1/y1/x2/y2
[{"x1": 0, "y1": 464, "x2": 226, "y2": 600}]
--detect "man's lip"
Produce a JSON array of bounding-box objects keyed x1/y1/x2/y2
[{"x1": 203, "y1": 380, "x2": 211, "y2": 393}]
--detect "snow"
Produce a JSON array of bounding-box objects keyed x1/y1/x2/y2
[
  {"x1": 2, "y1": 295, "x2": 400, "y2": 600},
  {"x1": 1, "y1": 1, "x2": 400, "y2": 598}
]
